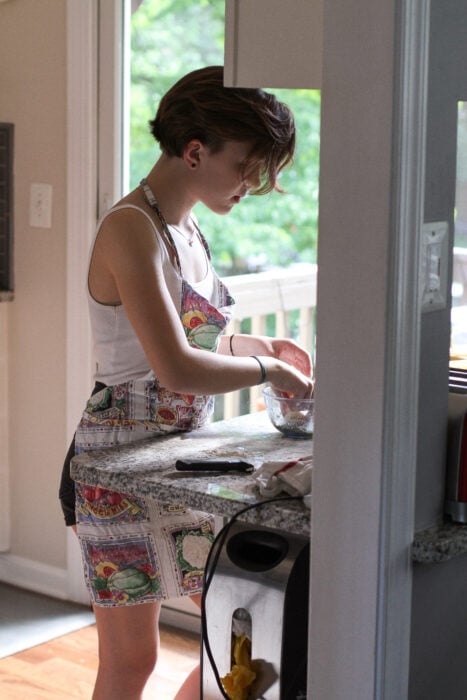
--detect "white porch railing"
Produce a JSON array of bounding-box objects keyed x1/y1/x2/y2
[
  {"x1": 219, "y1": 263, "x2": 317, "y2": 419},
  {"x1": 453, "y1": 246, "x2": 467, "y2": 306},
  {"x1": 452, "y1": 247, "x2": 467, "y2": 352}
]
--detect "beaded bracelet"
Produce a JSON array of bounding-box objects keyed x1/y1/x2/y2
[
  {"x1": 229, "y1": 334, "x2": 235, "y2": 356},
  {"x1": 250, "y1": 355, "x2": 267, "y2": 384}
]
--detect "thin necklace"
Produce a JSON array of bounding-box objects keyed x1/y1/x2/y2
[
  {"x1": 169, "y1": 221, "x2": 196, "y2": 247},
  {"x1": 140, "y1": 179, "x2": 210, "y2": 269}
]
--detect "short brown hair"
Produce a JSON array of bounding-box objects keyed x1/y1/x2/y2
[{"x1": 149, "y1": 66, "x2": 295, "y2": 194}]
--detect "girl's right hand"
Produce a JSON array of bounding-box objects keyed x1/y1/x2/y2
[{"x1": 263, "y1": 357, "x2": 314, "y2": 399}]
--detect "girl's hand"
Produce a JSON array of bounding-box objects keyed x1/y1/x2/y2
[
  {"x1": 264, "y1": 357, "x2": 314, "y2": 399},
  {"x1": 270, "y1": 338, "x2": 313, "y2": 378}
]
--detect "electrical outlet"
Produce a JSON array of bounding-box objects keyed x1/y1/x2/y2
[
  {"x1": 420, "y1": 221, "x2": 449, "y2": 312},
  {"x1": 30, "y1": 183, "x2": 53, "y2": 228}
]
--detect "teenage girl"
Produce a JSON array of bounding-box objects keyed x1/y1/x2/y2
[{"x1": 60, "y1": 65, "x2": 313, "y2": 699}]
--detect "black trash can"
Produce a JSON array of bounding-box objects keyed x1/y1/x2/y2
[{"x1": 201, "y1": 521, "x2": 310, "y2": 699}]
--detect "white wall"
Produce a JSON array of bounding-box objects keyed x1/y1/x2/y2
[{"x1": 0, "y1": 0, "x2": 69, "y2": 587}]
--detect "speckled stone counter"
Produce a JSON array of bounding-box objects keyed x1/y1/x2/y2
[
  {"x1": 412, "y1": 522, "x2": 467, "y2": 563},
  {"x1": 71, "y1": 410, "x2": 312, "y2": 536}
]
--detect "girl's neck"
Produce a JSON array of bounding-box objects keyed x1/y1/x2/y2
[{"x1": 144, "y1": 156, "x2": 197, "y2": 227}]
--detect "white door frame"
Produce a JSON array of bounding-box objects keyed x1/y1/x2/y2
[
  {"x1": 97, "y1": 0, "x2": 128, "y2": 215},
  {"x1": 374, "y1": 4, "x2": 430, "y2": 695},
  {"x1": 310, "y1": 1, "x2": 429, "y2": 697},
  {"x1": 65, "y1": 0, "x2": 97, "y2": 604},
  {"x1": 65, "y1": 0, "x2": 129, "y2": 604}
]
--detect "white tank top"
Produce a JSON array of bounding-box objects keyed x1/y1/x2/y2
[{"x1": 88, "y1": 204, "x2": 216, "y2": 385}]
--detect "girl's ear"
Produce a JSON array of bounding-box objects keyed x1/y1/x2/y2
[{"x1": 183, "y1": 139, "x2": 205, "y2": 169}]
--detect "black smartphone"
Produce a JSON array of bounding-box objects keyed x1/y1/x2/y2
[{"x1": 175, "y1": 459, "x2": 254, "y2": 473}]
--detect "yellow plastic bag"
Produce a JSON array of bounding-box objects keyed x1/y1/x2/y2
[{"x1": 221, "y1": 634, "x2": 257, "y2": 700}]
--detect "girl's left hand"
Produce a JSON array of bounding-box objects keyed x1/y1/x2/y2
[{"x1": 270, "y1": 338, "x2": 313, "y2": 378}]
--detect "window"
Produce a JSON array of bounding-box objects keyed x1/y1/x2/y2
[{"x1": 128, "y1": 0, "x2": 320, "y2": 276}]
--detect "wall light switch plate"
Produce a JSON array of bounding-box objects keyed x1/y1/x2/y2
[
  {"x1": 420, "y1": 221, "x2": 449, "y2": 312},
  {"x1": 30, "y1": 183, "x2": 52, "y2": 228}
]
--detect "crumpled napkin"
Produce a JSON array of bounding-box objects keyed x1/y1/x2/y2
[{"x1": 253, "y1": 455, "x2": 313, "y2": 499}]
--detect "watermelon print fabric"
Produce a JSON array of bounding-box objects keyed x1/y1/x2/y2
[{"x1": 78, "y1": 502, "x2": 215, "y2": 606}]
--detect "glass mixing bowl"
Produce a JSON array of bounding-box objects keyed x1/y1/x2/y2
[{"x1": 262, "y1": 385, "x2": 314, "y2": 439}]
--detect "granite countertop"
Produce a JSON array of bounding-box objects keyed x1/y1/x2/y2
[
  {"x1": 412, "y1": 521, "x2": 467, "y2": 563},
  {"x1": 71, "y1": 410, "x2": 312, "y2": 536},
  {"x1": 71, "y1": 408, "x2": 467, "y2": 558}
]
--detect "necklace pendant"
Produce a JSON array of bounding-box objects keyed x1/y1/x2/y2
[{"x1": 167, "y1": 221, "x2": 197, "y2": 246}]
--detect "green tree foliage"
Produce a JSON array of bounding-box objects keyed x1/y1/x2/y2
[{"x1": 130, "y1": 0, "x2": 320, "y2": 274}]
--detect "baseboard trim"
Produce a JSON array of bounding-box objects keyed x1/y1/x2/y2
[
  {"x1": 160, "y1": 605, "x2": 201, "y2": 635},
  {"x1": 0, "y1": 553, "x2": 68, "y2": 600},
  {"x1": 0, "y1": 552, "x2": 202, "y2": 635}
]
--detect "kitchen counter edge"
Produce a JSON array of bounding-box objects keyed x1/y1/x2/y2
[{"x1": 413, "y1": 521, "x2": 467, "y2": 563}]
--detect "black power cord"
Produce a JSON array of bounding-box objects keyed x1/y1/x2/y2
[{"x1": 200, "y1": 495, "x2": 303, "y2": 699}]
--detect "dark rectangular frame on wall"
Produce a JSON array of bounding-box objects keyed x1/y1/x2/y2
[{"x1": 0, "y1": 122, "x2": 14, "y2": 297}]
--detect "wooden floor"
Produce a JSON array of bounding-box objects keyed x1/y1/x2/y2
[{"x1": 0, "y1": 622, "x2": 200, "y2": 699}]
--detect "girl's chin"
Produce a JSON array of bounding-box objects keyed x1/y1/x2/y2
[{"x1": 207, "y1": 201, "x2": 236, "y2": 215}]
